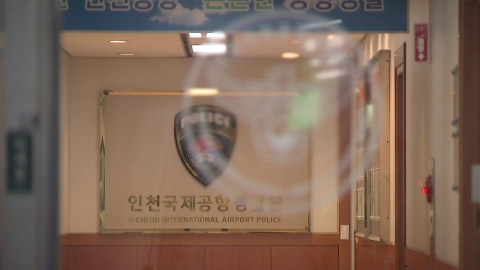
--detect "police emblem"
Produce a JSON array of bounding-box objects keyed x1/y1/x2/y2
[{"x1": 174, "y1": 105, "x2": 237, "y2": 187}]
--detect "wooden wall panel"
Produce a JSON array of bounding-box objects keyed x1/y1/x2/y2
[
  {"x1": 433, "y1": 257, "x2": 458, "y2": 270},
  {"x1": 272, "y1": 246, "x2": 338, "y2": 270},
  {"x1": 62, "y1": 234, "x2": 342, "y2": 270},
  {"x1": 356, "y1": 250, "x2": 395, "y2": 270},
  {"x1": 338, "y1": 62, "x2": 353, "y2": 270},
  {"x1": 404, "y1": 248, "x2": 429, "y2": 270},
  {"x1": 63, "y1": 233, "x2": 338, "y2": 246},
  {"x1": 356, "y1": 237, "x2": 396, "y2": 262},
  {"x1": 205, "y1": 246, "x2": 271, "y2": 270},
  {"x1": 138, "y1": 246, "x2": 204, "y2": 270},
  {"x1": 60, "y1": 247, "x2": 70, "y2": 270},
  {"x1": 70, "y1": 246, "x2": 137, "y2": 270}
]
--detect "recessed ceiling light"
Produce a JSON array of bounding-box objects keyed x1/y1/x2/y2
[
  {"x1": 192, "y1": 44, "x2": 227, "y2": 54},
  {"x1": 206, "y1": 32, "x2": 226, "y2": 39},
  {"x1": 189, "y1": 33, "x2": 202, "y2": 38},
  {"x1": 109, "y1": 40, "x2": 128, "y2": 43},
  {"x1": 117, "y1": 53, "x2": 136, "y2": 56},
  {"x1": 187, "y1": 88, "x2": 219, "y2": 96},
  {"x1": 281, "y1": 52, "x2": 299, "y2": 59}
]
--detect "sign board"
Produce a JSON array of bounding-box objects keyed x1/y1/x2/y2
[
  {"x1": 415, "y1": 23, "x2": 429, "y2": 62},
  {"x1": 7, "y1": 132, "x2": 33, "y2": 193},
  {"x1": 62, "y1": 0, "x2": 408, "y2": 32},
  {"x1": 100, "y1": 91, "x2": 310, "y2": 233}
]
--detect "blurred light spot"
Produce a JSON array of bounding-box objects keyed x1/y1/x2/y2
[
  {"x1": 310, "y1": 58, "x2": 321, "y2": 67},
  {"x1": 282, "y1": 52, "x2": 299, "y2": 59},
  {"x1": 289, "y1": 91, "x2": 321, "y2": 129},
  {"x1": 189, "y1": 33, "x2": 202, "y2": 38},
  {"x1": 315, "y1": 69, "x2": 344, "y2": 80},
  {"x1": 367, "y1": 104, "x2": 375, "y2": 126},
  {"x1": 206, "y1": 32, "x2": 226, "y2": 39},
  {"x1": 109, "y1": 40, "x2": 127, "y2": 43},
  {"x1": 327, "y1": 34, "x2": 335, "y2": 40},
  {"x1": 187, "y1": 88, "x2": 219, "y2": 96},
  {"x1": 300, "y1": 20, "x2": 343, "y2": 30},
  {"x1": 192, "y1": 44, "x2": 226, "y2": 54},
  {"x1": 305, "y1": 39, "x2": 316, "y2": 51},
  {"x1": 327, "y1": 55, "x2": 344, "y2": 65}
]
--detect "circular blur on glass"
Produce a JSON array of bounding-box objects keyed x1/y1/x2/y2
[{"x1": 180, "y1": 11, "x2": 380, "y2": 217}]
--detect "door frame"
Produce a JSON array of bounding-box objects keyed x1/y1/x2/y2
[
  {"x1": 394, "y1": 43, "x2": 407, "y2": 270},
  {"x1": 459, "y1": 0, "x2": 480, "y2": 269}
]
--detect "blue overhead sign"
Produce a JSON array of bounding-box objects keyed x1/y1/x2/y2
[{"x1": 61, "y1": 0, "x2": 408, "y2": 32}]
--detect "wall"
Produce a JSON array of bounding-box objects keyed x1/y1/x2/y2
[
  {"x1": 60, "y1": 49, "x2": 70, "y2": 235},
  {"x1": 67, "y1": 57, "x2": 340, "y2": 234},
  {"x1": 358, "y1": 0, "x2": 460, "y2": 265},
  {"x1": 428, "y1": 0, "x2": 459, "y2": 264}
]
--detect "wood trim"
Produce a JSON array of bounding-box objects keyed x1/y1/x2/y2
[
  {"x1": 404, "y1": 248, "x2": 429, "y2": 270},
  {"x1": 459, "y1": 0, "x2": 480, "y2": 269},
  {"x1": 60, "y1": 233, "x2": 340, "y2": 247},
  {"x1": 205, "y1": 246, "x2": 272, "y2": 270},
  {"x1": 138, "y1": 246, "x2": 205, "y2": 270},
  {"x1": 356, "y1": 250, "x2": 395, "y2": 270},
  {"x1": 394, "y1": 43, "x2": 407, "y2": 270},
  {"x1": 272, "y1": 246, "x2": 339, "y2": 270},
  {"x1": 338, "y1": 61, "x2": 353, "y2": 270},
  {"x1": 338, "y1": 194, "x2": 351, "y2": 270},
  {"x1": 433, "y1": 257, "x2": 458, "y2": 270},
  {"x1": 355, "y1": 237, "x2": 395, "y2": 263},
  {"x1": 69, "y1": 246, "x2": 138, "y2": 270}
]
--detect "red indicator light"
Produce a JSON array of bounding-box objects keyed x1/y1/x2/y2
[{"x1": 422, "y1": 187, "x2": 428, "y2": 194}]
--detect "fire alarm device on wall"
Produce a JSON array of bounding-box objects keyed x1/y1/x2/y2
[{"x1": 415, "y1": 23, "x2": 429, "y2": 62}]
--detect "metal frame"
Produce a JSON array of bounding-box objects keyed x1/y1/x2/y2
[{"x1": 354, "y1": 49, "x2": 391, "y2": 243}]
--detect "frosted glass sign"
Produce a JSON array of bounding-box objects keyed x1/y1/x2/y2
[{"x1": 100, "y1": 91, "x2": 311, "y2": 233}]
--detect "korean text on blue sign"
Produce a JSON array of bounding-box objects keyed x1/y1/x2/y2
[{"x1": 62, "y1": 0, "x2": 407, "y2": 32}]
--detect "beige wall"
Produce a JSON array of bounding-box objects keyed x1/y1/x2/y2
[
  {"x1": 59, "y1": 49, "x2": 70, "y2": 235},
  {"x1": 66, "y1": 57, "x2": 341, "y2": 234},
  {"x1": 429, "y1": 0, "x2": 459, "y2": 264},
  {"x1": 358, "y1": 0, "x2": 459, "y2": 264}
]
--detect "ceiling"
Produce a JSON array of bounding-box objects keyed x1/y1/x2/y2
[{"x1": 60, "y1": 32, "x2": 366, "y2": 58}]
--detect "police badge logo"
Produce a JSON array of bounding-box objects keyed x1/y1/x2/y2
[{"x1": 174, "y1": 105, "x2": 237, "y2": 187}]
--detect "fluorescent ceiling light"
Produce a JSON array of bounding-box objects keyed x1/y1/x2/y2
[
  {"x1": 109, "y1": 40, "x2": 127, "y2": 43},
  {"x1": 117, "y1": 53, "x2": 136, "y2": 56},
  {"x1": 206, "y1": 32, "x2": 226, "y2": 39},
  {"x1": 192, "y1": 44, "x2": 227, "y2": 54},
  {"x1": 281, "y1": 52, "x2": 299, "y2": 59},
  {"x1": 189, "y1": 33, "x2": 202, "y2": 38},
  {"x1": 187, "y1": 88, "x2": 219, "y2": 96}
]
